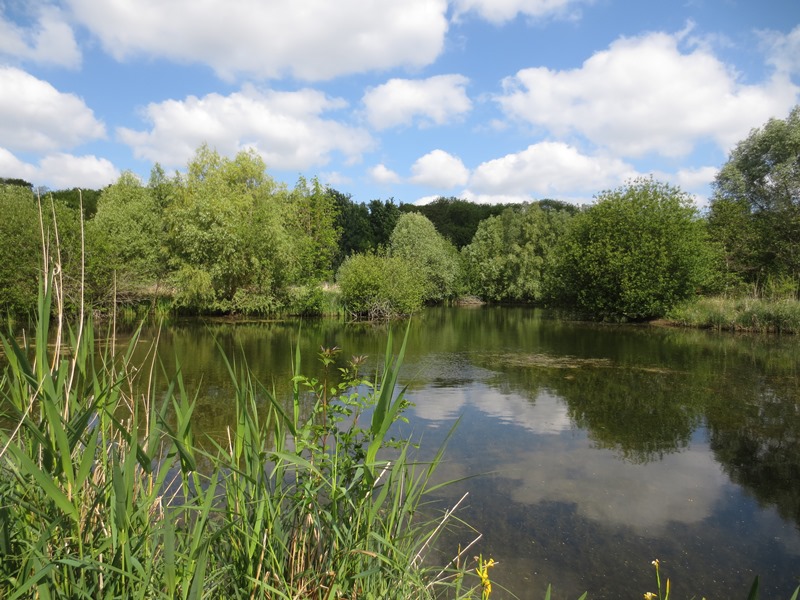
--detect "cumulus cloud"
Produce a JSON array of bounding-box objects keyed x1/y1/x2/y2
[
  {"x1": 0, "y1": 5, "x2": 81, "y2": 68},
  {"x1": 66, "y1": 0, "x2": 448, "y2": 81},
  {"x1": 0, "y1": 67, "x2": 106, "y2": 153},
  {"x1": 409, "y1": 149, "x2": 470, "y2": 188},
  {"x1": 39, "y1": 153, "x2": 120, "y2": 189},
  {"x1": 760, "y1": 24, "x2": 800, "y2": 76},
  {"x1": 117, "y1": 85, "x2": 373, "y2": 171},
  {"x1": 497, "y1": 29, "x2": 800, "y2": 158},
  {"x1": 368, "y1": 164, "x2": 401, "y2": 185},
  {"x1": 362, "y1": 75, "x2": 472, "y2": 130},
  {"x1": 469, "y1": 142, "x2": 637, "y2": 197},
  {"x1": 0, "y1": 147, "x2": 37, "y2": 182},
  {"x1": 451, "y1": 0, "x2": 588, "y2": 24},
  {"x1": 0, "y1": 147, "x2": 119, "y2": 189}
]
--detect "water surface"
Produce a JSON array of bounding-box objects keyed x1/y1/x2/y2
[{"x1": 128, "y1": 307, "x2": 800, "y2": 599}]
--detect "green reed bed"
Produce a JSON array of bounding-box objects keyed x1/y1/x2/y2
[
  {"x1": 0, "y1": 277, "x2": 491, "y2": 600},
  {"x1": 667, "y1": 296, "x2": 800, "y2": 334}
]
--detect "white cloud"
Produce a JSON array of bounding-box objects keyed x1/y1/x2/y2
[
  {"x1": 320, "y1": 171, "x2": 351, "y2": 187},
  {"x1": 497, "y1": 30, "x2": 800, "y2": 158},
  {"x1": 760, "y1": 25, "x2": 800, "y2": 76},
  {"x1": 469, "y1": 142, "x2": 637, "y2": 197},
  {"x1": 461, "y1": 190, "x2": 538, "y2": 204},
  {"x1": 451, "y1": 0, "x2": 588, "y2": 24},
  {"x1": 0, "y1": 67, "x2": 106, "y2": 153},
  {"x1": 409, "y1": 149, "x2": 470, "y2": 188},
  {"x1": 671, "y1": 165, "x2": 718, "y2": 193},
  {"x1": 117, "y1": 85, "x2": 374, "y2": 171},
  {"x1": 503, "y1": 442, "x2": 729, "y2": 532},
  {"x1": 0, "y1": 148, "x2": 119, "y2": 189},
  {"x1": 0, "y1": 6, "x2": 81, "y2": 68},
  {"x1": 66, "y1": 0, "x2": 448, "y2": 81},
  {"x1": 0, "y1": 147, "x2": 37, "y2": 182},
  {"x1": 39, "y1": 153, "x2": 119, "y2": 189},
  {"x1": 368, "y1": 164, "x2": 401, "y2": 185},
  {"x1": 363, "y1": 75, "x2": 472, "y2": 130}
]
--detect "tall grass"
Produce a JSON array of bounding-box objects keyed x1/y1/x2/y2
[
  {"x1": 0, "y1": 273, "x2": 489, "y2": 599},
  {"x1": 666, "y1": 296, "x2": 800, "y2": 333}
]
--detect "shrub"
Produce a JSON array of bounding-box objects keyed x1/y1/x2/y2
[{"x1": 336, "y1": 253, "x2": 425, "y2": 319}]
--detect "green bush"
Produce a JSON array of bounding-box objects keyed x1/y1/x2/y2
[{"x1": 336, "y1": 253, "x2": 425, "y2": 319}]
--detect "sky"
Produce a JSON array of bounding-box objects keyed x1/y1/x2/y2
[{"x1": 1, "y1": 0, "x2": 799, "y2": 207}]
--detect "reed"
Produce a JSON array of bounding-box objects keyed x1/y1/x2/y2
[{"x1": 0, "y1": 273, "x2": 488, "y2": 599}]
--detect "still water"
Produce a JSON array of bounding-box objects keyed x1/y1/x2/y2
[{"x1": 129, "y1": 306, "x2": 800, "y2": 599}]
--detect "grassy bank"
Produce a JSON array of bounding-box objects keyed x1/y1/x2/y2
[{"x1": 666, "y1": 296, "x2": 800, "y2": 333}]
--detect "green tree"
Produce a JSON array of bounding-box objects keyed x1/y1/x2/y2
[
  {"x1": 549, "y1": 178, "x2": 714, "y2": 320},
  {"x1": 708, "y1": 105, "x2": 800, "y2": 294},
  {"x1": 86, "y1": 172, "x2": 165, "y2": 304},
  {"x1": 0, "y1": 184, "x2": 40, "y2": 316},
  {"x1": 368, "y1": 199, "x2": 400, "y2": 248},
  {"x1": 330, "y1": 189, "x2": 374, "y2": 268},
  {"x1": 165, "y1": 145, "x2": 291, "y2": 314},
  {"x1": 389, "y1": 213, "x2": 462, "y2": 303},
  {"x1": 401, "y1": 197, "x2": 507, "y2": 249},
  {"x1": 463, "y1": 204, "x2": 571, "y2": 303},
  {"x1": 286, "y1": 176, "x2": 341, "y2": 282}
]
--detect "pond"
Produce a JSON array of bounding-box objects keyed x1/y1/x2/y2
[{"x1": 125, "y1": 306, "x2": 800, "y2": 599}]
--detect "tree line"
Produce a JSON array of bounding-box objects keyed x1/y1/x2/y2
[{"x1": 1, "y1": 106, "x2": 798, "y2": 322}]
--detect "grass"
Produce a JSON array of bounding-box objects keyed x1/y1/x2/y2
[{"x1": 666, "y1": 295, "x2": 800, "y2": 334}]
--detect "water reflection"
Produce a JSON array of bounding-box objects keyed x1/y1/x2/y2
[{"x1": 107, "y1": 307, "x2": 800, "y2": 598}]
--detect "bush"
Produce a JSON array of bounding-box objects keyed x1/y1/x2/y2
[{"x1": 336, "y1": 253, "x2": 425, "y2": 318}]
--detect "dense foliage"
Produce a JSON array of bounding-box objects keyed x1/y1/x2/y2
[
  {"x1": 548, "y1": 178, "x2": 715, "y2": 320},
  {"x1": 400, "y1": 196, "x2": 508, "y2": 249},
  {"x1": 336, "y1": 253, "x2": 425, "y2": 318},
  {"x1": 0, "y1": 184, "x2": 40, "y2": 316},
  {"x1": 390, "y1": 212, "x2": 462, "y2": 303},
  {"x1": 708, "y1": 105, "x2": 800, "y2": 297},
  {"x1": 0, "y1": 280, "x2": 490, "y2": 598},
  {"x1": 463, "y1": 203, "x2": 572, "y2": 304},
  {"x1": 2, "y1": 107, "x2": 798, "y2": 322}
]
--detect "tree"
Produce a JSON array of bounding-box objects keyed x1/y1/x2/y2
[
  {"x1": 285, "y1": 176, "x2": 340, "y2": 282},
  {"x1": 165, "y1": 145, "x2": 292, "y2": 314},
  {"x1": 330, "y1": 189, "x2": 374, "y2": 268},
  {"x1": 708, "y1": 105, "x2": 800, "y2": 294},
  {"x1": 367, "y1": 199, "x2": 400, "y2": 248},
  {"x1": 548, "y1": 178, "x2": 715, "y2": 320},
  {"x1": 389, "y1": 213, "x2": 462, "y2": 303},
  {"x1": 0, "y1": 184, "x2": 40, "y2": 315},
  {"x1": 463, "y1": 204, "x2": 571, "y2": 303},
  {"x1": 401, "y1": 197, "x2": 507, "y2": 249},
  {"x1": 86, "y1": 172, "x2": 165, "y2": 304}
]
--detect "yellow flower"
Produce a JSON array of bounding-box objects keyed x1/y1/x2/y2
[
  {"x1": 475, "y1": 557, "x2": 496, "y2": 599},
  {"x1": 644, "y1": 593, "x2": 657, "y2": 600}
]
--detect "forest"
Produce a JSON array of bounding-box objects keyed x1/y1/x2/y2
[{"x1": 1, "y1": 106, "x2": 799, "y2": 327}]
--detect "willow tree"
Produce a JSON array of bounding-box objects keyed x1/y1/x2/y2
[
  {"x1": 165, "y1": 145, "x2": 293, "y2": 314},
  {"x1": 389, "y1": 212, "x2": 462, "y2": 303},
  {"x1": 463, "y1": 204, "x2": 571, "y2": 304},
  {"x1": 708, "y1": 105, "x2": 800, "y2": 295}
]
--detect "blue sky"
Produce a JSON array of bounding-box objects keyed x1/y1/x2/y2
[{"x1": 1, "y1": 0, "x2": 799, "y2": 207}]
